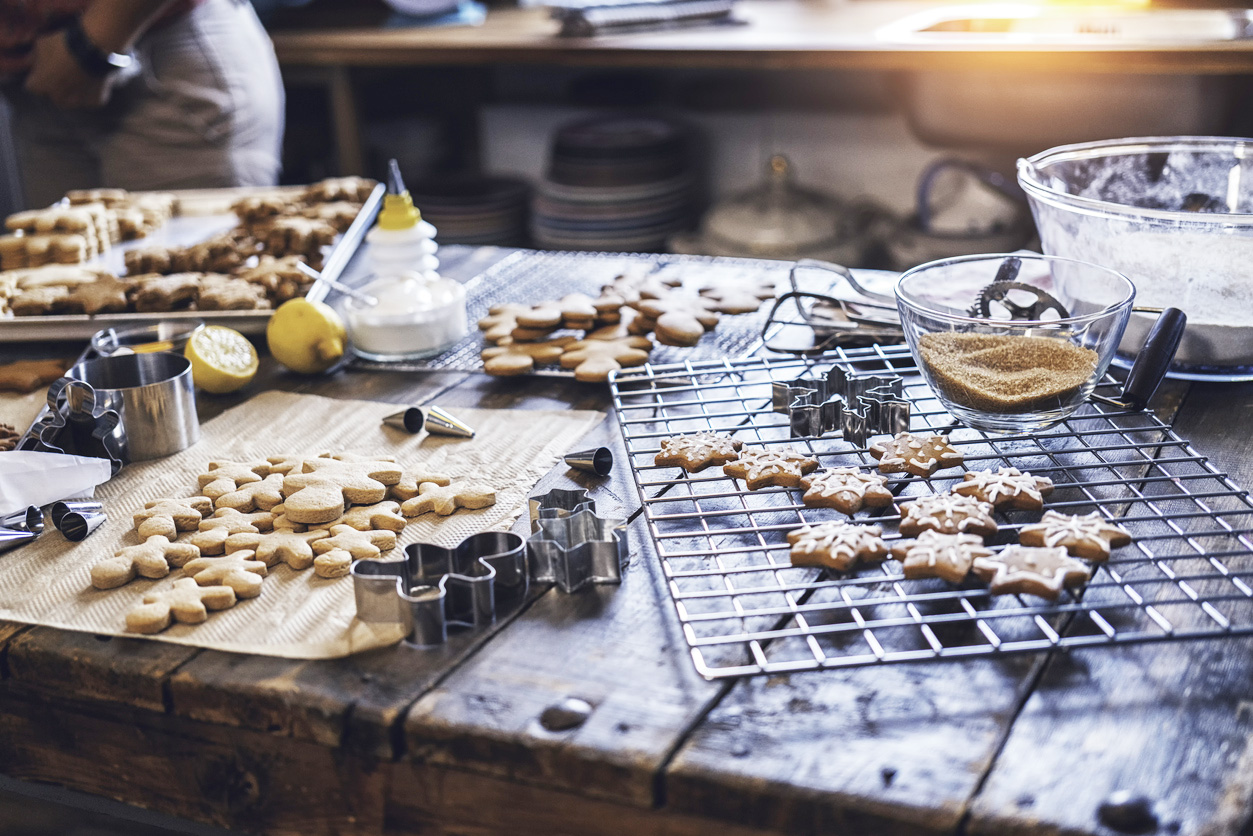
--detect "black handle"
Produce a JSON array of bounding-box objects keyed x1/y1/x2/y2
[{"x1": 1121, "y1": 307, "x2": 1187, "y2": 410}]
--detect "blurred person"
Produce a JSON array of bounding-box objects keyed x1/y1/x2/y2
[{"x1": 1, "y1": 0, "x2": 285, "y2": 209}]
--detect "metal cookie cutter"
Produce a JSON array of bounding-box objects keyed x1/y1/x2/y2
[
  {"x1": 771, "y1": 365, "x2": 910, "y2": 447},
  {"x1": 527, "y1": 507, "x2": 628, "y2": 594},
  {"x1": 22, "y1": 379, "x2": 126, "y2": 474},
  {"x1": 528, "y1": 487, "x2": 597, "y2": 533},
  {"x1": 351, "y1": 531, "x2": 527, "y2": 646}
]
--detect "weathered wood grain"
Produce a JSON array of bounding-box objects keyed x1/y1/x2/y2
[{"x1": 968, "y1": 380, "x2": 1253, "y2": 836}]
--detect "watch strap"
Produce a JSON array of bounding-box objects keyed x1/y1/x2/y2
[{"x1": 62, "y1": 17, "x2": 132, "y2": 78}]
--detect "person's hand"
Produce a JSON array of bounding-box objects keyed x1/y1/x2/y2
[{"x1": 24, "y1": 28, "x2": 111, "y2": 109}]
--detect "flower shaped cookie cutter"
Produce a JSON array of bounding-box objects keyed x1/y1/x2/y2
[
  {"x1": 351, "y1": 531, "x2": 527, "y2": 646},
  {"x1": 770, "y1": 365, "x2": 910, "y2": 447}
]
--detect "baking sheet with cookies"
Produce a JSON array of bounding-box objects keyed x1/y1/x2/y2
[
  {"x1": 0, "y1": 391, "x2": 602, "y2": 658},
  {"x1": 612, "y1": 346, "x2": 1253, "y2": 680},
  {"x1": 0, "y1": 181, "x2": 382, "y2": 343}
]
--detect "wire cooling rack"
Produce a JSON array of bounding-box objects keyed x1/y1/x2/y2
[
  {"x1": 349, "y1": 249, "x2": 801, "y2": 375},
  {"x1": 610, "y1": 345, "x2": 1253, "y2": 679}
]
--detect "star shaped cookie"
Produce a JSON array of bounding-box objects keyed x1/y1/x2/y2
[
  {"x1": 1019, "y1": 510, "x2": 1132, "y2": 562},
  {"x1": 722, "y1": 447, "x2": 819, "y2": 490},
  {"x1": 800, "y1": 467, "x2": 894, "y2": 514},
  {"x1": 891, "y1": 530, "x2": 993, "y2": 584},
  {"x1": 898, "y1": 493, "x2": 998, "y2": 538},
  {"x1": 868, "y1": 432, "x2": 964, "y2": 477},
  {"x1": 787, "y1": 522, "x2": 888, "y2": 571},
  {"x1": 654, "y1": 433, "x2": 743, "y2": 473},
  {"x1": 971, "y1": 545, "x2": 1091, "y2": 601},
  {"x1": 953, "y1": 467, "x2": 1054, "y2": 511}
]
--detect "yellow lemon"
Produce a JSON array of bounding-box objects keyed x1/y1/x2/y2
[
  {"x1": 266, "y1": 298, "x2": 346, "y2": 374},
  {"x1": 184, "y1": 326, "x2": 259, "y2": 394}
]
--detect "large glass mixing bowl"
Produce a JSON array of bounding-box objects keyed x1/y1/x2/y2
[{"x1": 1018, "y1": 136, "x2": 1253, "y2": 381}]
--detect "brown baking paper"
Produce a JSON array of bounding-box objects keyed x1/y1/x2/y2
[{"x1": 0, "y1": 391, "x2": 604, "y2": 658}]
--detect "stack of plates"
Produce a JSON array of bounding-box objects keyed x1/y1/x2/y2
[
  {"x1": 410, "y1": 176, "x2": 530, "y2": 247},
  {"x1": 531, "y1": 115, "x2": 696, "y2": 252}
]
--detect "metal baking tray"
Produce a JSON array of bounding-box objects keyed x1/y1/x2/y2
[{"x1": 0, "y1": 184, "x2": 383, "y2": 342}]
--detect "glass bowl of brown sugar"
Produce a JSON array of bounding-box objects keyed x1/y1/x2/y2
[{"x1": 895, "y1": 253, "x2": 1136, "y2": 433}]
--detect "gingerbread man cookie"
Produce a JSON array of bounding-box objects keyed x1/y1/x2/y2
[
  {"x1": 478, "y1": 303, "x2": 534, "y2": 344},
  {"x1": 787, "y1": 522, "x2": 888, "y2": 571},
  {"x1": 1019, "y1": 510, "x2": 1132, "y2": 562},
  {"x1": 285, "y1": 456, "x2": 403, "y2": 506},
  {"x1": 971, "y1": 545, "x2": 1091, "y2": 601},
  {"x1": 190, "y1": 508, "x2": 277, "y2": 555},
  {"x1": 311, "y1": 525, "x2": 397, "y2": 577},
  {"x1": 481, "y1": 336, "x2": 577, "y2": 376},
  {"x1": 559, "y1": 335, "x2": 653, "y2": 382},
  {"x1": 635, "y1": 295, "x2": 720, "y2": 347},
  {"x1": 800, "y1": 468, "x2": 894, "y2": 515},
  {"x1": 391, "y1": 467, "x2": 453, "y2": 501},
  {"x1": 400, "y1": 482, "x2": 496, "y2": 517},
  {"x1": 196, "y1": 460, "x2": 267, "y2": 501},
  {"x1": 698, "y1": 280, "x2": 776, "y2": 314},
  {"x1": 891, "y1": 530, "x2": 993, "y2": 584},
  {"x1": 898, "y1": 493, "x2": 998, "y2": 538},
  {"x1": 126, "y1": 577, "x2": 237, "y2": 634},
  {"x1": 0, "y1": 358, "x2": 70, "y2": 393},
  {"x1": 133, "y1": 497, "x2": 213, "y2": 540},
  {"x1": 225, "y1": 528, "x2": 330, "y2": 570},
  {"x1": 330, "y1": 501, "x2": 407, "y2": 533},
  {"x1": 91, "y1": 535, "x2": 201, "y2": 589},
  {"x1": 183, "y1": 552, "x2": 267, "y2": 599},
  {"x1": 655, "y1": 433, "x2": 743, "y2": 473},
  {"x1": 722, "y1": 447, "x2": 819, "y2": 490},
  {"x1": 868, "y1": 432, "x2": 964, "y2": 478},
  {"x1": 953, "y1": 467, "x2": 1054, "y2": 511},
  {"x1": 215, "y1": 473, "x2": 285, "y2": 513}
]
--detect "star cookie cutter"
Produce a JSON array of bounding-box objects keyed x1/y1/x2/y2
[
  {"x1": 528, "y1": 487, "x2": 596, "y2": 534},
  {"x1": 527, "y1": 507, "x2": 628, "y2": 594},
  {"x1": 770, "y1": 365, "x2": 910, "y2": 446},
  {"x1": 351, "y1": 531, "x2": 527, "y2": 646}
]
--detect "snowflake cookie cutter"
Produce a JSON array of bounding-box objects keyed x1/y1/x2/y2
[
  {"x1": 351, "y1": 531, "x2": 527, "y2": 646},
  {"x1": 527, "y1": 507, "x2": 628, "y2": 594},
  {"x1": 770, "y1": 365, "x2": 910, "y2": 447},
  {"x1": 528, "y1": 487, "x2": 596, "y2": 533}
]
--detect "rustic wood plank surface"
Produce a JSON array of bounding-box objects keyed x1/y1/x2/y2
[{"x1": 968, "y1": 380, "x2": 1253, "y2": 836}]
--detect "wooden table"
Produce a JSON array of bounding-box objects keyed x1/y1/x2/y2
[{"x1": 3, "y1": 245, "x2": 1253, "y2": 836}]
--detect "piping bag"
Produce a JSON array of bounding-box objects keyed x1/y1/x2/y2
[{"x1": 0, "y1": 451, "x2": 112, "y2": 518}]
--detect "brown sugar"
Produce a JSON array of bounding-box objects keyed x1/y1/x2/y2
[{"x1": 918, "y1": 332, "x2": 1098, "y2": 414}]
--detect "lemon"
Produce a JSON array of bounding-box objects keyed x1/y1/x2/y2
[
  {"x1": 184, "y1": 326, "x2": 259, "y2": 394},
  {"x1": 266, "y1": 298, "x2": 346, "y2": 374}
]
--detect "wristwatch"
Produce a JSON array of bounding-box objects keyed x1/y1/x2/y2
[{"x1": 62, "y1": 16, "x2": 133, "y2": 78}]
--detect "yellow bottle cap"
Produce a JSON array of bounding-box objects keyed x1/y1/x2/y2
[{"x1": 377, "y1": 191, "x2": 421, "y2": 230}]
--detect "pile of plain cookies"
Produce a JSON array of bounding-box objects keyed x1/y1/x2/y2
[
  {"x1": 1, "y1": 177, "x2": 375, "y2": 317},
  {"x1": 655, "y1": 430, "x2": 1133, "y2": 601},
  {"x1": 478, "y1": 266, "x2": 777, "y2": 382},
  {"x1": 89, "y1": 453, "x2": 494, "y2": 634}
]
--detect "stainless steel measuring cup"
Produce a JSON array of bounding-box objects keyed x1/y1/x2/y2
[{"x1": 63, "y1": 352, "x2": 199, "y2": 460}]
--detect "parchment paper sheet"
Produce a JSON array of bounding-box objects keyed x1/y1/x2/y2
[{"x1": 0, "y1": 391, "x2": 603, "y2": 658}]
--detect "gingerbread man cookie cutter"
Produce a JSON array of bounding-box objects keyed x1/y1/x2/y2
[
  {"x1": 770, "y1": 365, "x2": 910, "y2": 447},
  {"x1": 23, "y1": 379, "x2": 126, "y2": 474},
  {"x1": 526, "y1": 507, "x2": 628, "y2": 594},
  {"x1": 351, "y1": 531, "x2": 527, "y2": 646}
]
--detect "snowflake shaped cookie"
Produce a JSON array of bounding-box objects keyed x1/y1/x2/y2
[
  {"x1": 722, "y1": 447, "x2": 819, "y2": 490},
  {"x1": 899, "y1": 493, "x2": 998, "y2": 538},
  {"x1": 972, "y1": 545, "x2": 1091, "y2": 601},
  {"x1": 800, "y1": 467, "x2": 894, "y2": 514},
  {"x1": 787, "y1": 522, "x2": 888, "y2": 571},
  {"x1": 1019, "y1": 510, "x2": 1131, "y2": 562},
  {"x1": 953, "y1": 467, "x2": 1054, "y2": 511},
  {"x1": 868, "y1": 432, "x2": 964, "y2": 477},
  {"x1": 891, "y1": 530, "x2": 993, "y2": 584},
  {"x1": 654, "y1": 433, "x2": 743, "y2": 473}
]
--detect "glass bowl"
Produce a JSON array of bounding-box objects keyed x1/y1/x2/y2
[
  {"x1": 1018, "y1": 136, "x2": 1253, "y2": 380},
  {"x1": 895, "y1": 253, "x2": 1135, "y2": 433}
]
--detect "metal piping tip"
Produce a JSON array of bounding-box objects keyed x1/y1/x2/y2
[
  {"x1": 383, "y1": 406, "x2": 475, "y2": 438},
  {"x1": 59, "y1": 510, "x2": 107, "y2": 542},
  {"x1": 564, "y1": 447, "x2": 614, "y2": 477},
  {"x1": 0, "y1": 527, "x2": 38, "y2": 555},
  {"x1": 49, "y1": 500, "x2": 103, "y2": 530},
  {"x1": 1, "y1": 505, "x2": 44, "y2": 535}
]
